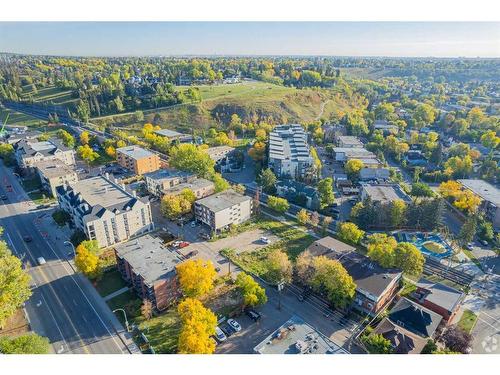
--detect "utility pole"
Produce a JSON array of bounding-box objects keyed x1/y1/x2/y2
[{"x1": 277, "y1": 280, "x2": 285, "y2": 311}]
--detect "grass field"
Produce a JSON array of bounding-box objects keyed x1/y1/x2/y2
[
  {"x1": 0, "y1": 107, "x2": 44, "y2": 127},
  {"x1": 21, "y1": 85, "x2": 78, "y2": 108},
  {"x1": 95, "y1": 270, "x2": 127, "y2": 297},
  {"x1": 457, "y1": 309, "x2": 478, "y2": 333}
]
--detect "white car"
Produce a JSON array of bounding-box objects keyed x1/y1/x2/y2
[
  {"x1": 37, "y1": 257, "x2": 46, "y2": 265},
  {"x1": 260, "y1": 236, "x2": 271, "y2": 244},
  {"x1": 227, "y1": 319, "x2": 241, "y2": 332},
  {"x1": 214, "y1": 326, "x2": 227, "y2": 342}
]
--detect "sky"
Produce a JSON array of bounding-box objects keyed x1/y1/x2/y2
[{"x1": 0, "y1": 22, "x2": 499, "y2": 58}]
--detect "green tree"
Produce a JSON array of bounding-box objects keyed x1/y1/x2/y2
[
  {"x1": 480, "y1": 130, "x2": 500, "y2": 152},
  {"x1": 394, "y1": 242, "x2": 425, "y2": 275},
  {"x1": 390, "y1": 200, "x2": 407, "y2": 228},
  {"x1": 0, "y1": 334, "x2": 50, "y2": 354},
  {"x1": 458, "y1": 216, "x2": 478, "y2": 246},
  {"x1": 169, "y1": 144, "x2": 215, "y2": 179},
  {"x1": 0, "y1": 143, "x2": 15, "y2": 165},
  {"x1": 235, "y1": 272, "x2": 267, "y2": 307},
  {"x1": 317, "y1": 178, "x2": 335, "y2": 209},
  {"x1": 259, "y1": 168, "x2": 277, "y2": 194},
  {"x1": 268, "y1": 196, "x2": 290, "y2": 214},
  {"x1": 411, "y1": 182, "x2": 434, "y2": 197},
  {"x1": 337, "y1": 222, "x2": 365, "y2": 245},
  {"x1": 362, "y1": 333, "x2": 393, "y2": 354},
  {"x1": 212, "y1": 173, "x2": 230, "y2": 193},
  {"x1": 57, "y1": 129, "x2": 76, "y2": 148},
  {"x1": 367, "y1": 233, "x2": 397, "y2": 268},
  {"x1": 77, "y1": 144, "x2": 99, "y2": 165},
  {"x1": 345, "y1": 159, "x2": 364, "y2": 181}
]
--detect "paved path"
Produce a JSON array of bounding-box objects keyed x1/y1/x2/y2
[{"x1": 103, "y1": 287, "x2": 130, "y2": 302}]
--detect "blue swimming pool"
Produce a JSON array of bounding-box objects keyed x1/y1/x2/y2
[{"x1": 397, "y1": 232, "x2": 453, "y2": 259}]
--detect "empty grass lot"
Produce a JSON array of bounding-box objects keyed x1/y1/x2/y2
[
  {"x1": 458, "y1": 309, "x2": 478, "y2": 333},
  {"x1": 94, "y1": 270, "x2": 127, "y2": 297}
]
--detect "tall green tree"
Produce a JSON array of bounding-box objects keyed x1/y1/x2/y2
[{"x1": 317, "y1": 178, "x2": 335, "y2": 209}]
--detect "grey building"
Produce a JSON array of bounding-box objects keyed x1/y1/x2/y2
[
  {"x1": 144, "y1": 168, "x2": 196, "y2": 197},
  {"x1": 360, "y1": 183, "x2": 411, "y2": 204},
  {"x1": 35, "y1": 160, "x2": 78, "y2": 197},
  {"x1": 14, "y1": 138, "x2": 76, "y2": 169},
  {"x1": 195, "y1": 189, "x2": 252, "y2": 233},
  {"x1": 275, "y1": 179, "x2": 320, "y2": 210},
  {"x1": 154, "y1": 129, "x2": 194, "y2": 143},
  {"x1": 56, "y1": 174, "x2": 154, "y2": 248},
  {"x1": 268, "y1": 124, "x2": 313, "y2": 180},
  {"x1": 336, "y1": 135, "x2": 363, "y2": 148},
  {"x1": 458, "y1": 179, "x2": 500, "y2": 229}
]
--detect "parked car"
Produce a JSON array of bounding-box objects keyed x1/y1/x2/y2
[
  {"x1": 479, "y1": 240, "x2": 489, "y2": 247},
  {"x1": 219, "y1": 324, "x2": 232, "y2": 337},
  {"x1": 260, "y1": 236, "x2": 271, "y2": 244},
  {"x1": 466, "y1": 243, "x2": 474, "y2": 251},
  {"x1": 171, "y1": 241, "x2": 182, "y2": 247},
  {"x1": 186, "y1": 250, "x2": 199, "y2": 258},
  {"x1": 245, "y1": 309, "x2": 261, "y2": 322},
  {"x1": 37, "y1": 257, "x2": 46, "y2": 265},
  {"x1": 23, "y1": 236, "x2": 33, "y2": 242},
  {"x1": 227, "y1": 319, "x2": 241, "y2": 332},
  {"x1": 214, "y1": 326, "x2": 227, "y2": 342},
  {"x1": 178, "y1": 241, "x2": 190, "y2": 249}
]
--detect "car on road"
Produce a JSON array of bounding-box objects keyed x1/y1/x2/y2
[
  {"x1": 23, "y1": 236, "x2": 33, "y2": 242},
  {"x1": 185, "y1": 250, "x2": 199, "y2": 258},
  {"x1": 36, "y1": 204, "x2": 50, "y2": 210},
  {"x1": 214, "y1": 326, "x2": 227, "y2": 342},
  {"x1": 37, "y1": 257, "x2": 46, "y2": 265},
  {"x1": 466, "y1": 243, "x2": 474, "y2": 251},
  {"x1": 227, "y1": 319, "x2": 242, "y2": 332},
  {"x1": 479, "y1": 240, "x2": 489, "y2": 247},
  {"x1": 219, "y1": 324, "x2": 233, "y2": 337},
  {"x1": 0, "y1": 195, "x2": 7, "y2": 200},
  {"x1": 260, "y1": 236, "x2": 271, "y2": 244},
  {"x1": 245, "y1": 309, "x2": 261, "y2": 322}
]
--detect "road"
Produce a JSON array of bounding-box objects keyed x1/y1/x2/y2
[{"x1": 0, "y1": 160, "x2": 136, "y2": 354}]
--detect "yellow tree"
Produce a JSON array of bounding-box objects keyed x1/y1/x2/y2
[
  {"x1": 79, "y1": 131, "x2": 90, "y2": 145},
  {"x1": 177, "y1": 298, "x2": 217, "y2": 354},
  {"x1": 367, "y1": 233, "x2": 398, "y2": 268},
  {"x1": 438, "y1": 180, "x2": 462, "y2": 199},
  {"x1": 75, "y1": 244, "x2": 100, "y2": 278},
  {"x1": 453, "y1": 190, "x2": 481, "y2": 214},
  {"x1": 235, "y1": 272, "x2": 267, "y2": 307},
  {"x1": 105, "y1": 145, "x2": 116, "y2": 158},
  {"x1": 297, "y1": 209, "x2": 309, "y2": 225},
  {"x1": 176, "y1": 259, "x2": 217, "y2": 298},
  {"x1": 337, "y1": 222, "x2": 365, "y2": 244},
  {"x1": 345, "y1": 159, "x2": 364, "y2": 180}
]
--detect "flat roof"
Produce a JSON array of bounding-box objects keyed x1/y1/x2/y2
[
  {"x1": 34, "y1": 160, "x2": 76, "y2": 178},
  {"x1": 458, "y1": 179, "x2": 500, "y2": 206},
  {"x1": 114, "y1": 234, "x2": 183, "y2": 286},
  {"x1": 254, "y1": 315, "x2": 347, "y2": 354},
  {"x1": 196, "y1": 189, "x2": 250, "y2": 212},
  {"x1": 144, "y1": 168, "x2": 194, "y2": 182},
  {"x1": 362, "y1": 184, "x2": 411, "y2": 203},
  {"x1": 268, "y1": 124, "x2": 312, "y2": 162},
  {"x1": 154, "y1": 129, "x2": 189, "y2": 138},
  {"x1": 117, "y1": 145, "x2": 156, "y2": 160},
  {"x1": 164, "y1": 178, "x2": 214, "y2": 195},
  {"x1": 338, "y1": 136, "x2": 363, "y2": 146},
  {"x1": 203, "y1": 146, "x2": 235, "y2": 158}
]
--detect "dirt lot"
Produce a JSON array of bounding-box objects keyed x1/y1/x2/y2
[{"x1": 0, "y1": 309, "x2": 30, "y2": 337}]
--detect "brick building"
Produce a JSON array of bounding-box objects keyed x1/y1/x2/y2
[{"x1": 116, "y1": 146, "x2": 160, "y2": 175}]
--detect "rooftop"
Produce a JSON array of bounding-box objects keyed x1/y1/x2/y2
[
  {"x1": 388, "y1": 297, "x2": 442, "y2": 338},
  {"x1": 164, "y1": 178, "x2": 214, "y2": 195},
  {"x1": 144, "y1": 168, "x2": 194, "y2": 182},
  {"x1": 373, "y1": 317, "x2": 428, "y2": 354},
  {"x1": 361, "y1": 184, "x2": 411, "y2": 203},
  {"x1": 34, "y1": 160, "x2": 76, "y2": 178},
  {"x1": 458, "y1": 179, "x2": 500, "y2": 206},
  {"x1": 337, "y1": 136, "x2": 363, "y2": 147},
  {"x1": 154, "y1": 129, "x2": 187, "y2": 138},
  {"x1": 196, "y1": 189, "x2": 250, "y2": 212},
  {"x1": 114, "y1": 234, "x2": 183, "y2": 286},
  {"x1": 117, "y1": 145, "x2": 156, "y2": 160},
  {"x1": 333, "y1": 147, "x2": 377, "y2": 158},
  {"x1": 203, "y1": 146, "x2": 235, "y2": 160},
  {"x1": 415, "y1": 278, "x2": 464, "y2": 314},
  {"x1": 268, "y1": 124, "x2": 312, "y2": 162},
  {"x1": 14, "y1": 137, "x2": 71, "y2": 156},
  {"x1": 254, "y1": 315, "x2": 347, "y2": 354}
]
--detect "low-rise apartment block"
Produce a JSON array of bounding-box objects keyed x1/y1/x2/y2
[
  {"x1": 332, "y1": 147, "x2": 377, "y2": 163},
  {"x1": 458, "y1": 179, "x2": 500, "y2": 229},
  {"x1": 116, "y1": 145, "x2": 160, "y2": 175},
  {"x1": 164, "y1": 177, "x2": 215, "y2": 200},
  {"x1": 13, "y1": 138, "x2": 76, "y2": 169},
  {"x1": 360, "y1": 183, "x2": 411, "y2": 204},
  {"x1": 35, "y1": 160, "x2": 78, "y2": 197},
  {"x1": 144, "y1": 168, "x2": 196, "y2": 197},
  {"x1": 195, "y1": 189, "x2": 252, "y2": 233},
  {"x1": 114, "y1": 234, "x2": 183, "y2": 311},
  {"x1": 203, "y1": 145, "x2": 235, "y2": 163},
  {"x1": 56, "y1": 174, "x2": 154, "y2": 248},
  {"x1": 268, "y1": 124, "x2": 313, "y2": 180}
]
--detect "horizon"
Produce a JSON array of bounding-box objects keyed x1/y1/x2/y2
[{"x1": 0, "y1": 22, "x2": 499, "y2": 58}]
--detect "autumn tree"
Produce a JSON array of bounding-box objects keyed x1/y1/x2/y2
[
  {"x1": 345, "y1": 159, "x2": 364, "y2": 181},
  {"x1": 394, "y1": 242, "x2": 425, "y2": 276},
  {"x1": 57, "y1": 129, "x2": 75, "y2": 148},
  {"x1": 176, "y1": 259, "x2": 217, "y2": 298},
  {"x1": 297, "y1": 209, "x2": 309, "y2": 225},
  {"x1": 268, "y1": 196, "x2": 290, "y2": 214},
  {"x1": 177, "y1": 298, "x2": 217, "y2": 354},
  {"x1": 77, "y1": 144, "x2": 99, "y2": 165},
  {"x1": 0, "y1": 241, "x2": 32, "y2": 328},
  {"x1": 75, "y1": 244, "x2": 101, "y2": 279},
  {"x1": 105, "y1": 145, "x2": 116, "y2": 158},
  {"x1": 0, "y1": 334, "x2": 50, "y2": 354},
  {"x1": 266, "y1": 249, "x2": 293, "y2": 284},
  {"x1": 366, "y1": 233, "x2": 398, "y2": 268},
  {"x1": 235, "y1": 272, "x2": 267, "y2": 307},
  {"x1": 390, "y1": 200, "x2": 407, "y2": 228},
  {"x1": 80, "y1": 130, "x2": 90, "y2": 145},
  {"x1": 248, "y1": 141, "x2": 266, "y2": 163},
  {"x1": 259, "y1": 168, "x2": 277, "y2": 194},
  {"x1": 337, "y1": 222, "x2": 365, "y2": 245},
  {"x1": 480, "y1": 130, "x2": 500, "y2": 152},
  {"x1": 140, "y1": 299, "x2": 153, "y2": 320},
  {"x1": 321, "y1": 216, "x2": 333, "y2": 236}
]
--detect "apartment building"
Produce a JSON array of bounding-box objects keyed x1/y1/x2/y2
[
  {"x1": 116, "y1": 145, "x2": 160, "y2": 175},
  {"x1": 360, "y1": 183, "x2": 412, "y2": 204},
  {"x1": 13, "y1": 138, "x2": 76, "y2": 169},
  {"x1": 35, "y1": 160, "x2": 78, "y2": 197},
  {"x1": 56, "y1": 174, "x2": 154, "y2": 248},
  {"x1": 203, "y1": 145, "x2": 235, "y2": 163},
  {"x1": 114, "y1": 234, "x2": 183, "y2": 311},
  {"x1": 336, "y1": 135, "x2": 363, "y2": 148},
  {"x1": 165, "y1": 178, "x2": 215, "y2": 200},
  {"x1": 458, "y1": 179, "x2": 500, "y2": 229},
  {"x1": 268, "y1": 124, "x2": 313, "y2": 180},
  {"x1": 144, "y1": 168, "x2": 196, "y2": 197},
  {"x1": 195, "y1": 189, "x2": 252, "y2": 233}
]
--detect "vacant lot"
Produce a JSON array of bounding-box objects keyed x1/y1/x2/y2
[
  {"x1": 95, "y1": 270, "x2": 127, "y2": 297},
  {"x1": 0, "y1": 106, "x2": 43, "y2": 127}
]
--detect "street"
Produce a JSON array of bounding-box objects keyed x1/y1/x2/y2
[{"x1": 0, "y1": 160, "x2": 135, "y2": 354}]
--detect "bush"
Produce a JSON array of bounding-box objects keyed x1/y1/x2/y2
[{"x1": 52, "y1": 209, "x2": 71, "y2": 227}]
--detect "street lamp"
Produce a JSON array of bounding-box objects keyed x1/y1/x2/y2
[
  {"x1": 64, "y1": 241, "x2": 76, "y2": 257},
  {"x1": 277, "y1": 280, "x2": 285, "y2": 311},
  {"x1": 113, "y1": 308, "x2": 130, "y2": 332}
]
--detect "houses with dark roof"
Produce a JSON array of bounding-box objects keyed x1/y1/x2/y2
[
  {"x1": 114, "y1": 234, "x2": 183, "y2": 311},
  {"x1": 412, "y1": 278, "x2": 465, "y2": 323},
  {"x1": 13, "y1": 137, "x2": 76, "y2": 169},
  {"x1": 56, "y1": 174, "x2": 154, "y2": 248},
  {"x1": 268, "y1": 124, "x2": 313, "y2": 180},
  {"x1": 306, "y1": 237, "x2": 402, "y2": 316},
  {"x1": 276, "y1": 179, "x2": 320, "y2": 210}
]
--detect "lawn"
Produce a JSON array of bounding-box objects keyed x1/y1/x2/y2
[
  {"x1": 94, "y1": 270, "x2": 127, "y2": 297},
  {"x1": 0, "y1": 107, "x2": 44, "y2": 128},
  {"x1": 21, "y1": 177, "x2": 42, "y2": 192},
  {"x1": 137, "y1": 309, "x2": 181, "y2": 354},
  {"x1": 106, "y1": 290, "x2": 141, "y2": 325},
  {"x1": 27, "y1": 191, "x2": 54, "y2": 205},
  {"x1": 457, "y1": 309, "x2": 478, "y2": 333}
]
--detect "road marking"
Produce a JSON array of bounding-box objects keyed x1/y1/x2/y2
[
  {"x1": 481, "y1": 335, "x2": 498, "y2": 353},
  {"x1": 477, "y1": 316, "x2": 499, "y2": 330},
  {"x1": 480, "y1": 310, "x2": 500, "y2": 324},
  {"x1": 72, "y1": 299, "x2": 78, "y2": 306}
]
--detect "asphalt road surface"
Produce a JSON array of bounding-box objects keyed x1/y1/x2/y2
[{"x1": 0, "y1": 161, "x2": 135, "y2": 354}]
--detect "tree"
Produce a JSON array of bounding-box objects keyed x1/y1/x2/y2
[
  {"x1": 212, "y1": 173, "x2": 229, "y2": 193},
  {"x1": 177, "y1": 298, "x2": 217, "y2": 354},
  {"x1": 105, "y1": 145, "x2": 116, "y2": 158},
  {"x1": 444, "y1": 155, "x2": 473, "y2": 178},
  {"x1": 309, "y1": 211, "x2": 320, "y2": 227},
  {"x1": 413, "y1": 103, "x2": 436, "y2": 128},
  {"x1": 478, "y1": 220, "x2": 494, "y2": 242},
  {"x1": 77, "y1": 144, "x2": 99, "y2": 165},
  {"x1": 176, "y1": 259, "x2": 217, "y2": 298},
  {"x1": 80, "y1": 131, "x2": 90, "y2": 145},
  {"x1": 362, "y1": 333, "x2": 393, "y2": 354},
  {"x1": 297, "y1": 209, "x2": 309, "y2": 225},
  {"x1": 235, "y1": 272, "x2": 267, "y2": 307},
  {"x1": 367, "y1": 233, "x2": 397, "y2": 268},
  {"x1": 0, "y1": 243, "x2": 32, "y2": 328},
  {"x1": 57, "y1": 129, "x2": 75, "y2": 148},
  {"x1": 0, "y1": 143, "x2": 15, "y2": 165},
  {"x1": 259, "y1": 168, "x2": 277, "y2": 194},
  {"x1": 268, "y1": 196, "x2": 289, "y2": 214},
  {"x1": 169, "y1": 143, "x2": 215, "y2": 179},
  {"x1": 394, "y1": 242, "x2": 424, "y2": 275},
  {"x1": 441, "y1": 326, "x2": 473, "y2": 354},
  {"x1": 317, "y1": 178, "x2": 335, "y2": 209},
  {"x1": 453, "y1": 190, "x2": 481, "y2": 214},
  {"x1": 345, "y1": 159, "x2": 364, "y2": 181},
  {"x1": 116, "y1": 139, "x2": 126, "y2": 148},
  {"x1": 0, "y1": 334, "x2": 50, "y2": 354},
  {"x1": 337, "y1": 222, "x2": 365, "y2": 245},
  {"x1": 458, "y1": 216, "x2": 478, "y2": 246},
  {"x1": 248, "y1": 141, "x2": 266, "y2": 163},
  {"x1": 390, "y1": 200, "x2": 407, "y2": 228},
  {"x1": 421, "y1": 339, "x2": 438, "y2": 354},
  {"x1": 266, "y1": 249, "x2": 293, "y2": 284},
  {"x1": 134, "y1": 110, "x2": 144, "y2": 122},
  {"x1": 140, "y1": 299, "x2": 153, "y2": 320},
  {"x1": 75, "y1": 244, "x2": 101, "y2": 279},
  {"x1": 411, "y1": 182, "x2": 434, "y2": 197},
  {"x1": 321, "y1": 216, "x2": 333, "y2": 236},
  {"x1": 480, "y1": 130, "x2": 500, "y2": 151}
]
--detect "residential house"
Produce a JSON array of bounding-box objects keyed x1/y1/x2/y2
[
  {"x1": 154, "y1": 129, "x2": 194, "y2": 144},
  {"x1": 307, "y1": 237, "x2": 402, "y2": 316},
  {"x1": 114, "y1": 234, "x2": 183, "y2": 311},
  {"x1": 194, "y1": 189, "x2": 252, "y2": 233},
  {"x1": 373, "y1": 120, "x2": 398, "y2": 135},
  {"x1": 336, "y1": 135, "x2": 363, "y2": 148},
  {"x1": 35, "y1": 160, "x2": 78, "y2": 197},
  {"x1": 116, "y1": 146, "x2": 160, "y2": 175},
  {"x1": 332, "y1": 147, "x2": 377, "y2": 163},
  {"x1": 275, "y1": 179, "x2": 320, "y2": 210},
  {"x1": 56, "y1": 174, "x2": 154, "y2": 248},
  {"x1": 359, "y1": 167, "x2": 391, "y2": 182},
  {"x1": 164, "y1": 177, "x2": 215, "y2": 200}
]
